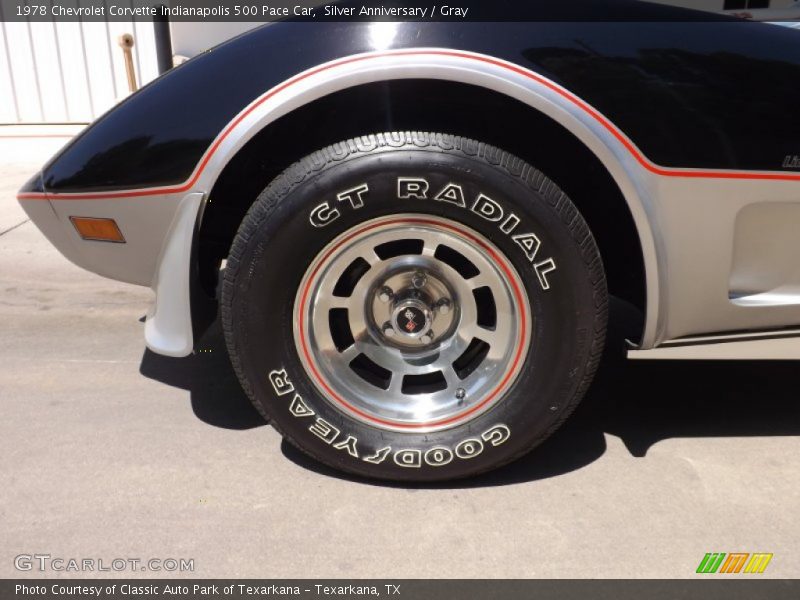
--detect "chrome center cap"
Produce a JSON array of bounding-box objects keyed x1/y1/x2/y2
[{"x1": 390, "y1": 299, "x2": 433, "y2": 339}]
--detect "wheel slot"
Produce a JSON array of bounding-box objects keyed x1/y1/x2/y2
[
  {"x1": 333, "y1": 256, "x2": 371, "y2": 297},
  {"x1": 472, "y1": 286, "x2": 497, "y2": 330},
  {"x1": 349, "y1": 353, "x2": 392, "y2": 390},
  {"x1": 374, "y1": 238, "x2": 424, "y2": 259},
  {"x1": 433, "y1": 244, "x2": 480, "y2": 279},
  {"x1": 453, "y1": 338, "x2": 491, "y2": 380},
  {"x1": 401, "y1": 371, "x2": 448, "y2": 395},
  {"x1": 328, "y1": 308, "x2": 354, "y2": 352}
]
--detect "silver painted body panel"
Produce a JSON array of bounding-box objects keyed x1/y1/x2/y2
[
  {"x1": 629, "y1": 334, "x2": 800, "y2": 360},
  {"x1": 649, "y1": 177, "x2": 800, "y2": 342},
  {"x1": 44, "y1": 194, "x2": 184, "y2": 287},
  {"x1": 145, "y1": 192, "x2": 206, "y2": 357}
]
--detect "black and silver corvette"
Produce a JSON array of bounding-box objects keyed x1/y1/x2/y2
[{"x1": 18, "y1": 1, "x2": 800, "y2": 480}]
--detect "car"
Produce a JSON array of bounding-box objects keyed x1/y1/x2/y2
[{"x1": 17, "y1": 0, "x2": 800, "y2": 481}]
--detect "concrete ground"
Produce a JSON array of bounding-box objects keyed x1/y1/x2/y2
[{"x1": 1, "y1": 129, "x2": 799, "y2": 579}]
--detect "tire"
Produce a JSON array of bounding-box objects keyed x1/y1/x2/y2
[{"x1": 221, "y1": 132, "x2": 607, "y2": 481}]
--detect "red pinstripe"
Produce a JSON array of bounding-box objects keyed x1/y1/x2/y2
[
  {"x1": 297, "y1": 218, "x2": 529, "y2": 429},
  {"x1": 17, "y1": 49, "x2": 800, "y2": 203}
]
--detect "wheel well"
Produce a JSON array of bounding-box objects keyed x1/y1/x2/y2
[{"x1": 198, "y1": 79, "x2": 646, "y2": 338}]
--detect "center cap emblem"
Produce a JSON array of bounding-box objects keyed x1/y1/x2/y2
[
  {"x1": 390, "y1": 300, "x2": 432, "y2": 340},
  {"x1": 399, "y1": 307, "x2": 424, "y2": 333}
]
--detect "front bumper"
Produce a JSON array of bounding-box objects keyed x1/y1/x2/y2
[{"x1": 18, "y1": 177, "x2": 203, "y2": 357}]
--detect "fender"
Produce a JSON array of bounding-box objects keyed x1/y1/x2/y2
[
  {"x1": 190, "y1": 47, "x2": 661, "y2": 350},
  {"x1": 157, "y1": 47, "x2": 800, "y2": 353},
  {"x1": 17, "y1": 16, "x2": 800, "y2": 356},
  {"x1": 19, "y1": 47, "x2": 662, "y2": 354},
  {"x1": 22, "y1": 18, "x2": 800, "y2": 194}
]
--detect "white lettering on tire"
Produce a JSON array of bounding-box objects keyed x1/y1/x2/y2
[
  {"x1": 270, "y1": 366, "x2": 514, "y2": 469},
  {"x1": 268, "y1": 369, "x2": 294, "y2": 396},
  {"x1": 424, "y1": 447, "x2": 454, "y2": 467},
  {"x1": 481, "y1": 424, "x2": 511, "y2": 447},
  {"x1": 289, "y1": 394, "x2": 315, "y2": 418},
  {"x1": 363, "y1": 446, "x2": 392, "y2": 464},
  {"x1": 309, "y1": 183, "x2": 369, "y2": 227},
  {"x1": 397, "y1": 177, "x2": 429, "y2": 199},
  {"x1": 434, "y1": 183, "x2": 466, "y2": 207},
  {"x1": 309, "y1": 202, "x2": 341, "y2": 228},
  {"x1": 395, "y1": 176, "x2": 557, "y2": 290},
  {"x1": 512, "y1": 232, "x2": 543, "y2": 262},
  {"x1": 534, "y1": 258, "x2": 557, "y2": 291},
  {"x1": 471, "y1": 194, "x2": 504, "y2": 222},
  {"x1": 336, "y1": 183, "x2": 370, "y2": 209},
  {"x1": 455, "y1": 438, "x2": 485, "y2": 459},
  {"x1": 309, "y1": 418, "x2": 340, "y2": 444},
  {"x1": 333, "y1": 435, "x2": 359, "y2": 458},
  {"x1": 394, "y1": 449, "x2": 422, "y2": 468}
]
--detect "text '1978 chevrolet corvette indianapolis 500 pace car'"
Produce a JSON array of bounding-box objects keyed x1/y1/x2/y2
[{"x1": 17, "y1": 0, "x2": 800, "y2": 481}]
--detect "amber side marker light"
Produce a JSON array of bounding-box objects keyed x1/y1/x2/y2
[{"x1": 69, "y1": 217, "x2": 126, "y2": 243}]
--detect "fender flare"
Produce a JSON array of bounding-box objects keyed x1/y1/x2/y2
[{"x1": 151, "y1": 49, "x2": 663, "y2": 355}]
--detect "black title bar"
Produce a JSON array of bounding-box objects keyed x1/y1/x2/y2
[
  {"x1": 0, "y1": 0, "x2": 765, "y2": 23},
  {"x1": 4, "y1": 579, "x2": 800, "y2": 600}
]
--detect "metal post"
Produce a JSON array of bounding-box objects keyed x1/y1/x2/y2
[
  {"x1": 153, "y1": 5, "x2": 173, "y2": 74},
  {"x1": 117, "y1": 34, "x2": 138, "y2": 93}
]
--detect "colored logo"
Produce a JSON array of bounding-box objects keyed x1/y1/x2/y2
[
  {"x1": 398, "y1": 307, "x2": 424, "y2": 333},
  {"x1": 403, "y1": 309, "x2": 418, "y2": 331},
  {"x1": 696, "y1": 552, "x2": 772, "y2": 574}
]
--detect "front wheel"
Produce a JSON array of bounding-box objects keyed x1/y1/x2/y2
[{"x1": 221, "y1": 132, "x2": 607, "y2": 481}]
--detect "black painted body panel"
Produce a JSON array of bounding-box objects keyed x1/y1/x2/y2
[{"x1": 38, "y1": 1, "x2": 800, "y2": 193}]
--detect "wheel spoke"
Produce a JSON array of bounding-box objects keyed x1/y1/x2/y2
[
  {"x1": 362, "y1": 247, "x2": 382, "y2": 266},
  {"x1": 338, "y1": 344, "x2": 360, "y2": 363},
  {"x1": 325, "y1": 295, "x2": 352, "y2": 310},
  {"x1": 386, "y1": 374, "x2": 404, "y2": 395},
  {"x1": 421, "y1": 242, "x2": 437, "y2": 258},
  {"x1": 463, "y1": 323, "x2": 500, "y2": 346},
  {"x1": 466, "y1": 273, "x2": 496, "y2": 290},
  {"x1": 442, "y1": 367, "x2": 461, "y2": 391}
]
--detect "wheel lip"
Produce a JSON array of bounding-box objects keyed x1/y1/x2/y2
[{"x1": 294, "y1": 214, "x2": 531, "y2": 432}]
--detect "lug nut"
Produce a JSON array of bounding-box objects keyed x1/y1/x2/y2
[
  {"x1": 378, "y1": 286, "x2": 393, "y2": 302},
  {"x1": 421, "y1": 330, "x2": 435, "y2": 343},
  {"x1": 411, "y1": 271, "x2": 427, "y2": 289},
  {"x1": 382, "y1": 322, "x2": 395, "y2": 337},
  {"x1": 437, "y1": 299, "x2": 452, "y2": 315}
]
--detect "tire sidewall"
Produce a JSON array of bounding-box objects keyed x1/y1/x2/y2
[{"x1": 227, "y1": 145, "x2": 600, "y2": 480}]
